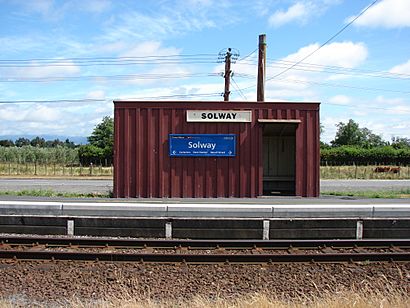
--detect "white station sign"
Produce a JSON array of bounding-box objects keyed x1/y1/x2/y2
[{"x1": 187, "y1": 110, "x2": 252, "y2": 122}]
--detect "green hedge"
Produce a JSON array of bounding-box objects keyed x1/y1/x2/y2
[{"x1": 321, "y1": 146, "x2": 410, "y2": 165}]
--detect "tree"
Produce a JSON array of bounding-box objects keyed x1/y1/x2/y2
[
  {"x1": 78, "y1": 116, "x2": 114, "y2": 165},
  {"x1": 88, "y1": 116, "x2": 113, "y2": 149},
  {"x1": 30, "y1": 136, "x2": 46, "y2": 147},
  {"x1": 331, "y1": 119, "x2": 386, "y2": 148},
  {"x1": 64, "y1": 138, "x2": 76, "y2": 148},
  {"x1": 361, "y1": 128, "x2": 386, "y2": 148},
  {"x1": 15, "y1": 137, "x2": 30, "y2": 147},
  {"x1": 391, "y1": 136, "x2": 410, "y2": 149},
  {"x1": 331, "y1": 120, "x2": 364, "y2": 147},
  {"x1": 0, "y1": 139, "x2": 14, "y2": 147},
  {"x1": 78, "y1": 144, "x2": 105, "y2": 165}
]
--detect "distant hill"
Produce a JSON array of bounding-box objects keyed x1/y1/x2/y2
[{"x1": 0, "y1": 135, "x2": 88, "y2": 145}]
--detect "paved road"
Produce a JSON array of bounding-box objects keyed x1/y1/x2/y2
[
  {"x1": 320, "y1": 179, "x2": 410, "y2": 192},
  {"x1": 0, "y1": 178, "x2": 409, "y2": 194},
  {"x1": 0, "y1": 179, "x2": 112, "y2": 194}
]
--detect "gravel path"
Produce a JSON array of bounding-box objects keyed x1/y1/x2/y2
[{"x1": 0, "y1": 260, "x2": 408, "y2": 305}]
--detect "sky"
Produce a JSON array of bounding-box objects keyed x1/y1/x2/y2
[{"x1": 0, "y1": 0, "x2": 409, "y2": 143}]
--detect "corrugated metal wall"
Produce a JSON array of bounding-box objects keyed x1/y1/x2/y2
[{"x1": 114, "y1": 101, "x2": 320, "y2": 198}]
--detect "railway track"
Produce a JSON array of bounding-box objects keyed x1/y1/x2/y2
[{"x1": 0, "y1": 236, "x2": 409, "y2": 263}]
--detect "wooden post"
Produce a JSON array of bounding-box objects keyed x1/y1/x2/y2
[
  {"x1": 224, "y1": 48, "x2": 232, "y2": 101},
  {"x1": 257, "y1": 34, "x2": 266, "y2": 102}
]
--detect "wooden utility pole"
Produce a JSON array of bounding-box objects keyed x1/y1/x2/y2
[
  {"x1": 257, "y1": 34, "x2": 266, "y2": 102},
  {"x1": 223, "y1": 48, "x2": 232, "y2": 101}
]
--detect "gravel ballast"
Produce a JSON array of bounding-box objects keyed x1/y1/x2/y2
[{"x1": 0, "y1": 260, "x2": 408, "y2": 305}]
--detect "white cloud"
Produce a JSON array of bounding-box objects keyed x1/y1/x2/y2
[
  {"x1": 348, "y1": 0, "x2": 410, "y2": 29},
  {"x1": 390, "y1": 59, "x2": 410, "y2": 75},
  {"x1": 328, "y1": 95, "x2": 351, "y2": 105},
  {"x1": 114, "y1": 81, "x2": 224, "y2": 102},
  {"x1": 374, "y1": 96, "x2": 410, "y2": 115},
  {"x1": 15, "y1": 0, "x2": 111, "y2": 20},
  {"x1": 23, "y1": 0, "x2": 54, "y2": 16},
  {"x1": 0, "y1": 101, "x2": 112, "y2": 136},
  {"x1": 269, "y1": 2, "x2": 310, "y2": 27},
  {"x1": 320, "y1": 95, "x2": 410, "y2": 142},
  {"x1": 29, "y1": 105, "x2": 62, "y2": 122},
  {"x1": 6, "y1": 60, "x2": 80, "y2": 80},
  {"x1": 78, "y1": 0, "x2": 111, "y2": 14},
  {"x1": 226, "y1": 41, "x2": 367, "y2": 103},
  {"x1": 282, "y1": 41, "x2": 368, "y2": 68},
  {"x1": 268, "y1": 0, "x2": 341, "y2": 27},
  {"x1": 0, "y1": 36, "x2": 47, "y2": 55},
  {"x1": 86, "y1": 90, "x2": 106, "y2": 100},
  {"x1": 0, "y1": 104, "x2": 61, "y2": 123},
  {"x1": 120, "y1": 41, "x2": 181, "y2": 58},
  {"x1": 101, "y1": 5, "x2": 218, "y2": 42}
]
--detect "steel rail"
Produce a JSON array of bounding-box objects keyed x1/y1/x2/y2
[
  {"x1": 0, "y1": 249, "x2": 409, "y2": 263},
  {"x1": 1, "y1": 236, "x2": 410, "y2": 249}
]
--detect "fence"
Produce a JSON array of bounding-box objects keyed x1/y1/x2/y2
[
  {"x1": 320, "y1": 162, "x2": 410, "y2": 180},
  {"x1": 0, "y1": 162, "x2": 113, "y2": 177},
  {"x1": 2, "y1": 146, "x2": 409, "y2": 179},
  {"x1": 0, "y1": 146, "x2": 112, "y2": 177}
]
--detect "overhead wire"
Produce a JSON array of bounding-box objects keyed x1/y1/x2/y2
[
  {"x1": 231, "y1": 76, "x2": 248, "y2": 101},
  {"x1": 0, "y1": 54, "x2": 219, "y2": 67},
  {"x1": 236, "y1": 48, "x2": 257, "y2": 62},
  {"x1": 0, "y1": 73, "x2": 221, "y2": 83},
  {"x1": 267, "y1": 59, "x2": 410, "y2": 80},
  {"x1": 0, "y1": 53, "x2": 216, "y2": 61},
  {"x1": 0, "y1": 92, "x2": 223, "y2": 104},
  {"x1": 0, "y1": 98, "x2": 106, "y2": 104},
  {"x1": 273, "y1": 78, "x2": 410, "y2": 95},
  {"x1": 323, "y1": 102, "x2": 410, "y2": 113},
  {"x1": 265, "y1": 0, "x2": 380, "y2": 81},
  {"x1": 233, "y1": 0, "x2": 382, "y2": 94}
]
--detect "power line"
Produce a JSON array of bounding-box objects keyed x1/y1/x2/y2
[
  {"x1": 237, "y1": 48, "x2": 257, "y2": 62},
  {"x1": 231, "y1": 76, "x2": 248, "y2": 101},
  {"x1": 268, "y1": 59, "x2": 410, "y2": 80},
  {"x1": 229, "y1": 60, "x2": 410, "y2": 82},
  {"x1": 0, "y1": 98, "x2": 106, "y2": 104},
  {"x1": 233, "y1": 58, "x2": 410, "y2": 80},
  {"x1": 323, "y1": 102, "x2": 410, "y2": 113},
  {"x1": 0, "y1": 73, "x2": 221, "y2": 83},
  {"x1": 0, "y1": 92, "x2": 223, "y2": 104},
  {"x1": 3, "y1": 60, "x2": 408, "y2": 83},
  {"x1": 0, "y1": 60, "x2": 218, "y2": 68},
  {"x1": 274, "y1": 78, "x2": 410, "y2": 95},
  {"x1": 0, "y1": 53, "x2": 217, "y2": 62},
  {"x1": 0, "y1": 54, "x2": 220, "y2": 68},
  {"x1": 231, "y1": 77, "x2": 410, "y2": 96},
  {"x1": 266, "y1": 0, "x2": 380, "y2": 81},
  {"x1": 233, "y1": 0, "x2": 382, "y2": 94},
  {"x1": 120, "y1": 92, "x2": 223, "y2": 100}
]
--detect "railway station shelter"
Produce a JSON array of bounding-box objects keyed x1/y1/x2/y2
[{"x1": 113, "y1": 101, "x2": 320, "y2": 198}]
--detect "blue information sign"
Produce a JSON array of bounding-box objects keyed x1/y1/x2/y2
[{"x1": 169, "y1": 134, "x2": 236, "y2": 157}]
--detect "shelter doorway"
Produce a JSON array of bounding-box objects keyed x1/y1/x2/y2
[{"x1": 262, "y1": 123, "x2": 297, "y2": 195}]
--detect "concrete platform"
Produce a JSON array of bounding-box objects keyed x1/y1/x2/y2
[
  {"x1": 0, "y1": 197, "x2": 409, "y2": 218},
  {"x1": 0, "y1": 197, "x2": 409, "y2": 240}
]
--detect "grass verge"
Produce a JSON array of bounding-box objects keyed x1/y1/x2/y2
[
  {"x1": 0, "y1": 189, "x2": 112, "y2": 198},
  {"x1": 1, "y1": 189, "x2": 409, "y2": 199},
  {"x1": 322, "y1": 188, "x2": 410, "y2": 198},
  {"x1": 1, "y1": 289, "x2": 409, "y2": 308}
]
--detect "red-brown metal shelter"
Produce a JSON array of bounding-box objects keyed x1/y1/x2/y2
[{"x1": 114, "y1": 101, "x2": 320, "y2": 198}]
